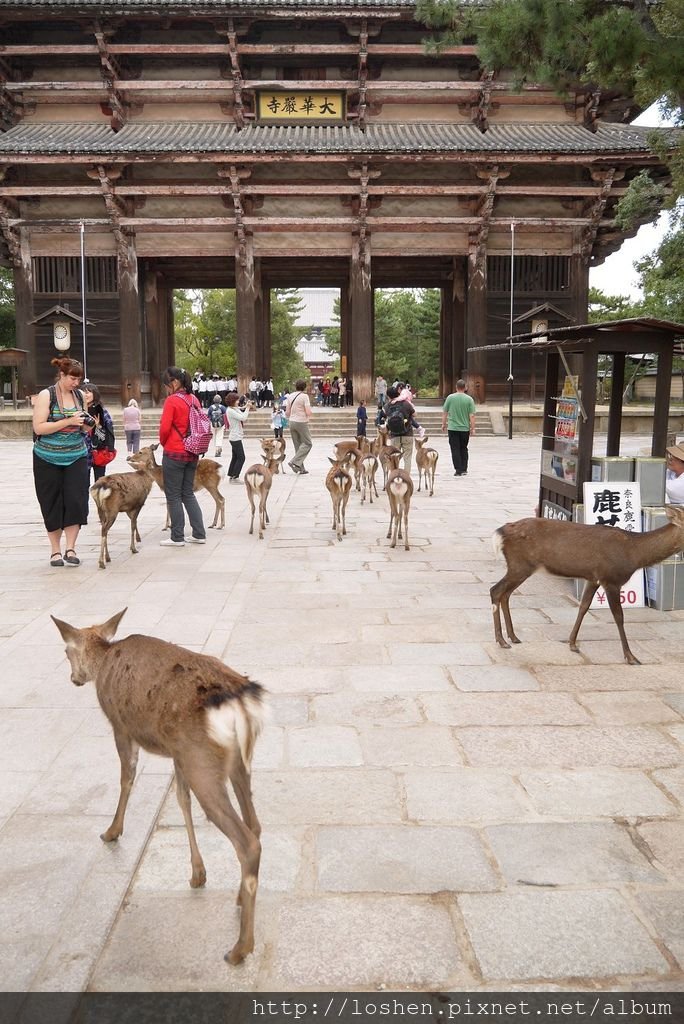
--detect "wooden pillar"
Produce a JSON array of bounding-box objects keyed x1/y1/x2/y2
[
  {"x1": 257, "y1": 285, "x2": 271, "y2": 379},
  {"x1": 606, "y1": 351, "x2": 625, "y2": 456},
  {"x1": 144, "y1": 268, "x2": 163, "y2": 405},
  {"x1": 118, "y1": 232, "x2": 143, "y2": 405},
  {"x1": 576, "y1": 345, "x2": 598, "y2": 496},
  {"x1": 349, "y1": 236, "x2": 373, "y2": 402},
  {"x1": 569, "y1": 254, "x2": 590, "y2": 321},
  {"x1": 14, "y1": 229, "x2": 36, "y2": 396},
  {"x1": 440, "y1": 258, "x2": 466, "y2": 397},
  {"x1": 235, "y1": 235, "x2": 259, "y2": 396},
  {"x1": 340, "y1": 282, "x2": 350, "y2": 379},
  {"x1": 652, "y1": 343, "x2": 674, "y2": 456},
  {"x1": 163, "y1": 281, "x2": 174, "y2": 372},
  {"x1": 465, "y1": 249, "x2": 487, "y2": 403}
]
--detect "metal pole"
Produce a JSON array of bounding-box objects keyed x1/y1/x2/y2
[
  {"x1": 80, "y1": 221, "x2": 88, "y2": 380},
  {"x1": 508, "y1": 221, "x2": 515, "y2": 440}
]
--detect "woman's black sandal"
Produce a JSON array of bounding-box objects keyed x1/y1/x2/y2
[
  {"x1": 64, "y1": 549, "x2": 80, "y2": 567},
  {"x1": 50, "y1": 552, "x2": 64, "y2": 567}
]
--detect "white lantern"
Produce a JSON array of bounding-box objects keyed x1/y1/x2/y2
[{"x1": 53, "y1": 320, "x2": 71, "y2": 352}]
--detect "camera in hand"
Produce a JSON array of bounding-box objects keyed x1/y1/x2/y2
[{"x1": 82, "y1": 413, "x2": 96, "y2": 428}]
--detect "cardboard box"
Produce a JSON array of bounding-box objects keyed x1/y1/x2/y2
[
  {"x1": 591, "y1": 456, "x2": 634, "y2": 483},
  {"x1": 645, "y1": 558, "x2": 684, "y2": 611},
  {"x1": 634, "y1": 457, "x2": 666, "y2": 506},
  {"x1": 642, "y1": 507, "x2": 682, "y2": 560}
]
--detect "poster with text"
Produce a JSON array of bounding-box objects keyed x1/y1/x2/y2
[{"x1": 582, "y1": 481, "x2": 645, "y2": 608}]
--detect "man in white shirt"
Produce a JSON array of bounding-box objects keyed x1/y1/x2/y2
[
  {"x1": 666, "y1": 444, "x2": 684, "y2": 504},
  {"x1": 285, "y1": 379, "x2": 313, "y2": 474}
]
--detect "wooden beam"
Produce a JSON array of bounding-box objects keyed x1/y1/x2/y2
[
  {"x1": 2, "y1": 78, "x2": 559, "y2": 95},
  {"x1": 92, "y1": 20, "x2": 127, "y2": 130},
  {"x1": 0, "y1": 182, "x2": 635, "y2": 199},
  {"x1": 0, "y1": 43, "x2": 479, "y2": 57}
]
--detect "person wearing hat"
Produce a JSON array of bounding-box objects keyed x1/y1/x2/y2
[{"x1": 666, "y1": 444, "x2": 684, "y2": 504}]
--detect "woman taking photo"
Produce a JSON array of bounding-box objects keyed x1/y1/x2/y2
[
  {"x1": 32, "y1": 356, "x2": 90, "y2": 567},
  {"x1": 225, "y1": 391, "x2": 252, "y2": 482},
  {"x1": 158, "y1": 366, "x2": 207, "y2": 546}
]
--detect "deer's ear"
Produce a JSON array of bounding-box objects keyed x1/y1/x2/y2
[
  {"x1": 51, "y1": 615, "x2": 80, "y2": 644},
  {"x1": 96, "y1": 608, "x2": 127, "y2": 641}
]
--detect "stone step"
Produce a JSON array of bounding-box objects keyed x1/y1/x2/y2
[{"x1": 108, "y1": 406, "x2": 495, "y2": 439}]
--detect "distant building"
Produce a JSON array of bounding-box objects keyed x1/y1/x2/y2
[{"x1": 295, "y1": 289, "x2": 338, "y2": 379}]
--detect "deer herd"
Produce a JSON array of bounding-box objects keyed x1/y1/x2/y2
[
  {"x1": 88, "y1": 424, "x2": 440, "y2": 566},
  {"x1": 55, "y1": 421, "x2": 684, "y2": 967}
]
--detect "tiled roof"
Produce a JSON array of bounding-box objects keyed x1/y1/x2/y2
[{"x1": 0, "y1": 121, "x2": 664, "y2": 157}]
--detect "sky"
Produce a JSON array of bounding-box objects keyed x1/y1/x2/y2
[{"x1": 588, "y1": 104, "x2": 671, "y2": 300}]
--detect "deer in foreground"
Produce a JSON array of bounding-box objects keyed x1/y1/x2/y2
[
  {"x1": 415, "y1": 435, "x2": 439, "y2": 496},
  {"x1": 127, "y1": 444, "x2": 226, "y2": 529},
  {"x1": 51, "y1": 608, "x2": 265, "y2": 965},
  {"x1": 326, "y1": 456, "x2": 353, "y2": 541},
  {"x1": 91, "y1": 468, "x2": 155, "y2": 569},
  {"x1": 244, "y1": 464, "x2": 272, "y2": 539},
  {"x1": 260, "y1": 436, "x2": 287, "y2": 474},
  {"x1": 491, "y1": 505, "x2": 684, "y2": 665},
  {"x1": 386, "y1": 468, "x2": 414, "y2": 550}
]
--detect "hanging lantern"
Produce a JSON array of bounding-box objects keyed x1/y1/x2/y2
[{"x1": 53, "y1": 320, "x2": 71, "y2": 352}]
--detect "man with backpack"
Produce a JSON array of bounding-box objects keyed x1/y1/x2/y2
[
  {"x1": 208, "y1": 393, "x2": 227, "y2": 456},
  {"x1": 384, "y1": 385, "x2": 416, "y2": 474}
]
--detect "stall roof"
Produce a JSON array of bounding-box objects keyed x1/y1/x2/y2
[{"x1": 468, "y1": 317, "x2": 684, "y2": 353}]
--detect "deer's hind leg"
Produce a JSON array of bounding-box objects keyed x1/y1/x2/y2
[
  {"x1": 101, "y1": 729, "x2": 139, "y2": 842},
  {"x1": 568, "y1": 580, "x2": 599, "y2": 654},
  {"x1": 174, "y1": 760, "x2": 207, "y2": 888},
  {"x1": 604, "y1": 582, "x2": 640, "y2": 665},
  {"x1": 184, "y1": 759, "x2": 261, "y2": 965}
]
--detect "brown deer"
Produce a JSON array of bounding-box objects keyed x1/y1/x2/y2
[
  {"x1": 370, "y1": 425, "x2": 388, "y2": 457},
  {"x1": 51, "y1": 608, "x2": 265, "y2": 965},
  {"x1": 260, "y1": 436, "x2": 287, "y2": 474},
  {"x1": 360, "y1": 453, "x2": 380, "y2": 504},
  {"x1": 491, "y1": 505, "x2": 684, "y2": 665},
  {"x1": 127, "y1": 444, "x2": 226, "y2": 529},
  {"x1": 379, "y1": 445, "x2": 402, "y2": 490},
  {"x1": 326, "y1": 456, "x2": 353, "y2": 541},
  {"x1": 91, "y1": 469, "x2": 155, "y2": 570},
  {"x1": 244, "y1": 464, "x2": 272, "y2": 539},
  {"x1": 386, "y1": 468, "x2": 414, "y2": 550},
  {"x1": 415, "y1": 435, "x2": 439, "y2": 496}
]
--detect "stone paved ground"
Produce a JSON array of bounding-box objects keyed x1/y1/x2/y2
[{"x1": 0, "y1": 433, "x2": 682, "y2": 992}]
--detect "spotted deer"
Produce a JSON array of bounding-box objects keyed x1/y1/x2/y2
[
  {"x1": 51, "y1": 608, "x2": 265, "y2": 965},
  {"x1": 386, "y1": 468, "x2": 414, "y2": 550},
  {"x1": 326, "y1": 456, "x2": 353, "y2": 541},
  {"x1": 244, "y1": 464, "x2": 272, "y2": 539},
  {"x1": 491, "y1": 505, "x2": 684, "y2": 664},
  {"x1": 415, "y1": 435, "x2": 439, "y2": 496},
  {"x1": 127, "y1": 444, "x2": 226, "y2": 529}
]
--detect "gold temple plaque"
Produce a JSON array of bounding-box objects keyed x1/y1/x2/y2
[{"x1": 257, "y1": 91, "x2": 345, "y2": 122}]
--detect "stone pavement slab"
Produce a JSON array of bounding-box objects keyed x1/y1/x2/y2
[
  {"x1": 1, "y1": 433, "x2": 683, "y2": 992},
  {"x1": 459, "y1": 890, "x2": 670, "y2": 982}
]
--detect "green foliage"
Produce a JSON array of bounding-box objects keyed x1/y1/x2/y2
[
  {"x1": 615, "y1": 169, "x2": 667, "y2": 230},
  {"x1": 588, "y1": 286, "x2": 645, "y2": 323},
  {"x1": 0, "y1": 266, "x2": 16, "y2": 348},
  {"x1": 417, "y1": 0, "x2": 684, "y2": 211},
  {"x1": 635, "y1": 225, "x2": 684, "y2": 322},
  {"x1": 323, "y1": 288, "x2": 441, "y2": 393},
  {"x1": 173, "y1": 287, "x2": 306, "y2": 391}
]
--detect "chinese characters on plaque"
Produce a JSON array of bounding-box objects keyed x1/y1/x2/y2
[
  {"x1": 257, "y1": 91, "x2": 345, "y2": 122},
  {"x1": 583, "y1": 481, "x2": 645, "y2": 608}
]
